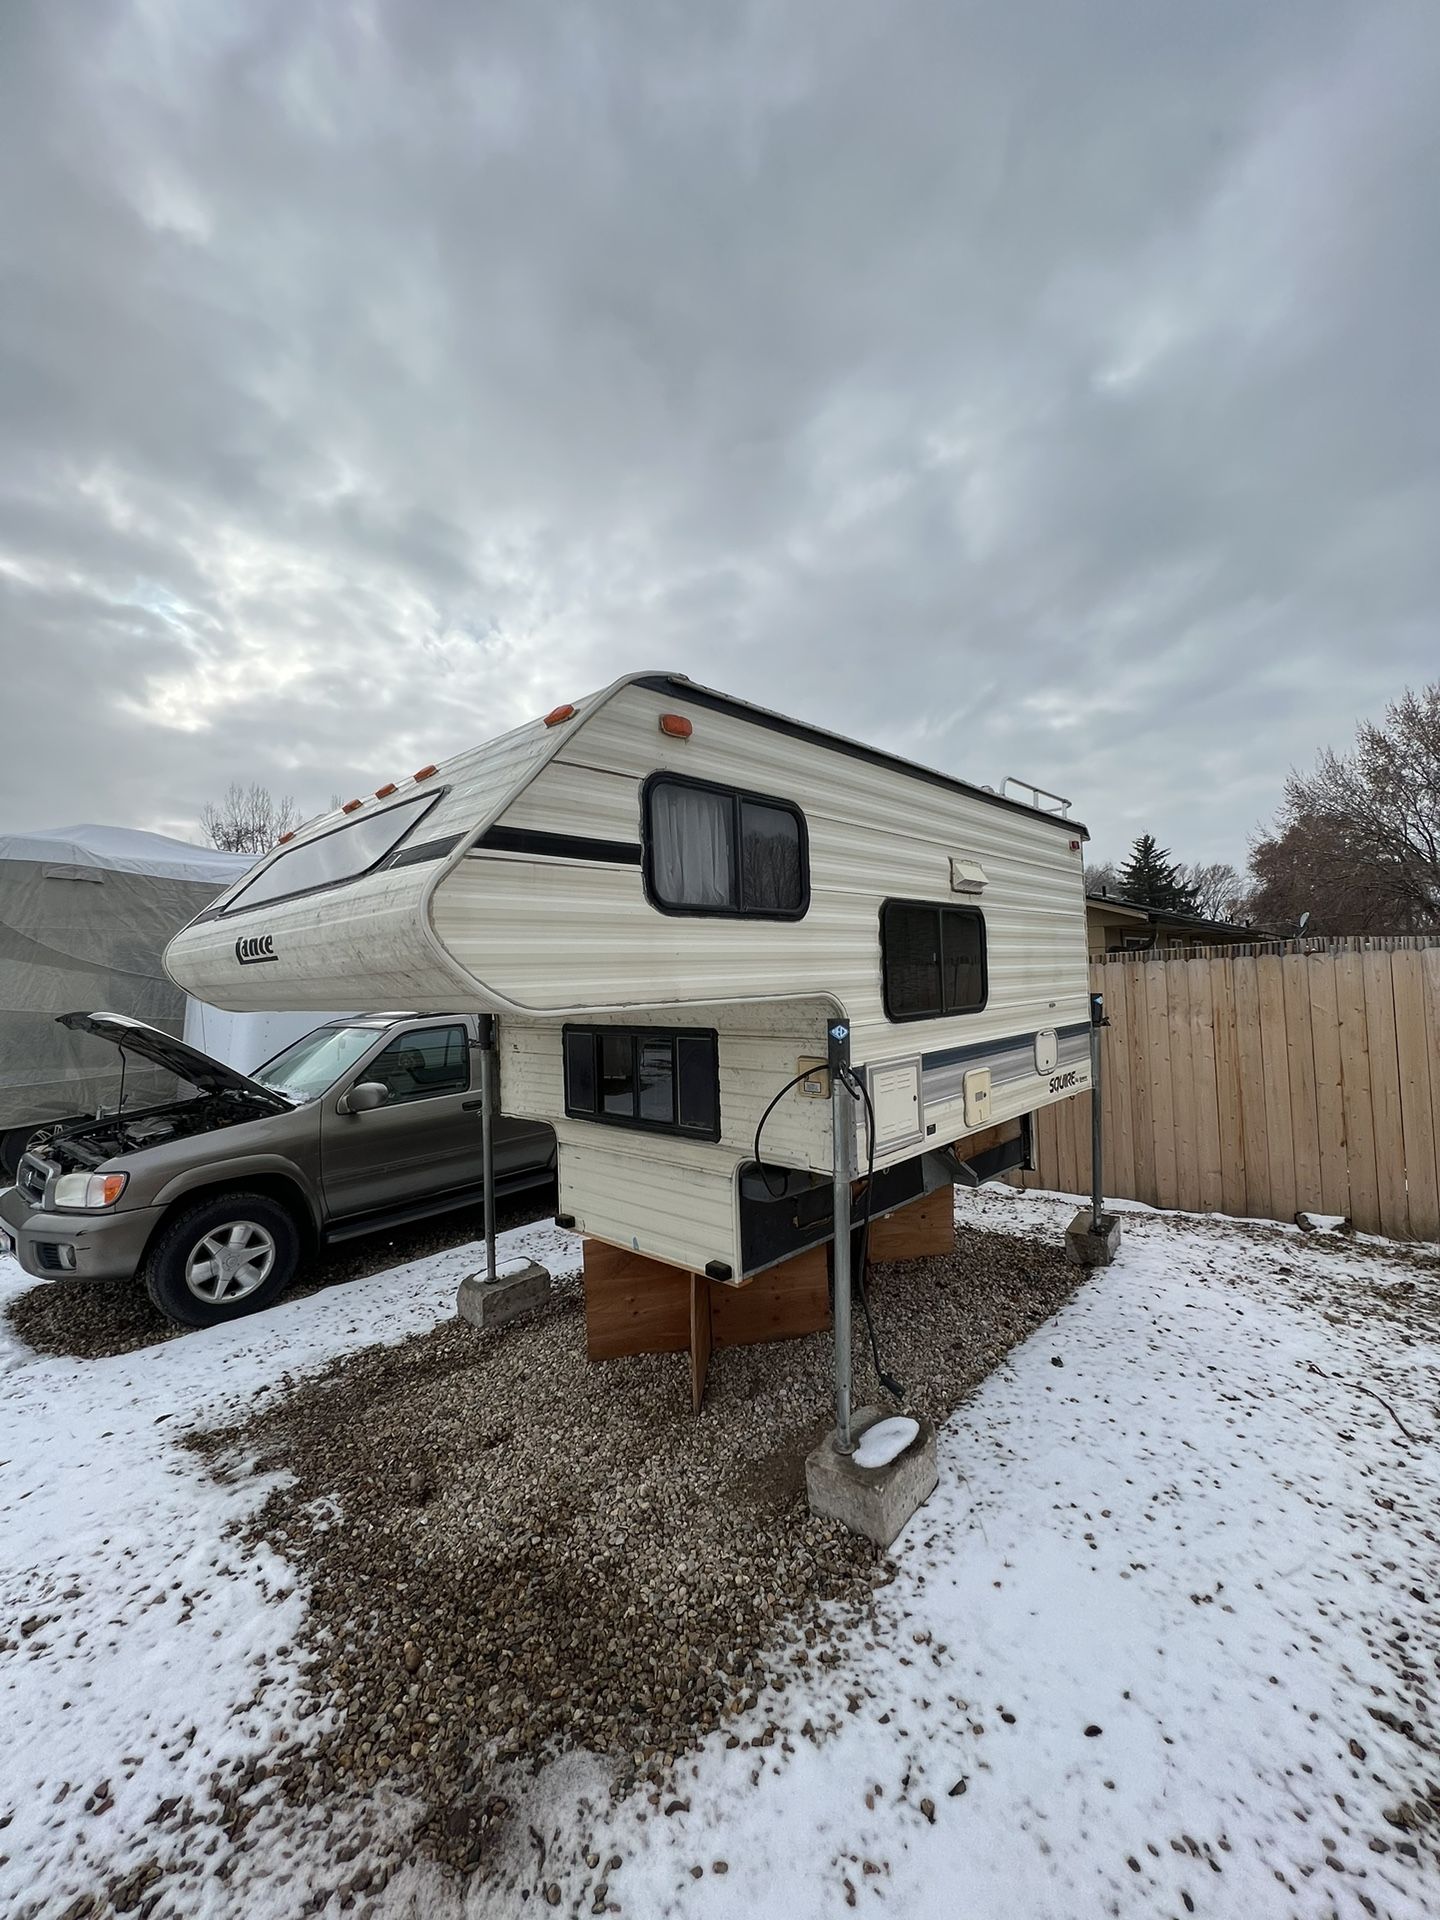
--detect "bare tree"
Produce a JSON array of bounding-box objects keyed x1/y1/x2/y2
[
  {"x1": 199, "y1": 782, "x2": 299, "y2": 856},
  {"x1": 1084, "y1": 861, "x2": 1120, "y2": 896},
  {"x1": 1175, "y1": 860, "x2": 1249, "y2": 922},
  {"x1": 1247, "y1": 682, "x2": 1440, "y2": 933}
]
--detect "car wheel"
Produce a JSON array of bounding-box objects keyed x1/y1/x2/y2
[{"x1": 143, "y1": 1192, "x2": 301, "y2": 1329}]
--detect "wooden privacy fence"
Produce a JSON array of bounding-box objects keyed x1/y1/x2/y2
[{"x1": 1023, "y1": 938, "x2": 1440, "y2": 1241}]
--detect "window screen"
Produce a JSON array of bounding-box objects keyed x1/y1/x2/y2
[
  {"x1": 224, "y1": 791, "x2": 440, "y2": 912},
  {"x1": 740, "y1": 800, "x2": 803, "y2": 913},
  {"x1": 563, "y1": 1026, "x2": 720, "y2": 1139},
  {"x1": 881, "y1": 902, "x2": 987, "y2": 1021},
  {"x1": 645, "y1": 777, "x2": 807, "y2": 918}
]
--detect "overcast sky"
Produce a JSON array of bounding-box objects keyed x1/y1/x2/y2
[{"x1": 2, "y1": 1, "x2": 1435, "y2": 868}]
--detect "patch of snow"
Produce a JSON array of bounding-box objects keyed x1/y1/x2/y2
[
  {"x1": 1297, "y1": 1210, "x2": 1349, "y2": 1233},
  {"x1": 492, "y1": 1254, "x2": 538, "y2": 1280},
  {"x1": 853, "y1": 1414, "x2": 919, "y2": 1469}
]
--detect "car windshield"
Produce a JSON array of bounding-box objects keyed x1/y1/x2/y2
[{"x1": 253, "y1": 1025, "x2": 382, "y2": 1101}]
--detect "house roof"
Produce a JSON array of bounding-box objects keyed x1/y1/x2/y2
[{"x1": 1085, "y1": 891, "x2": 1272, "y2": 940}]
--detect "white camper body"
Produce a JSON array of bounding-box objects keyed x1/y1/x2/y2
[{"x1": 165, "y1": 673, "x2": 1091, "y2": 1282}]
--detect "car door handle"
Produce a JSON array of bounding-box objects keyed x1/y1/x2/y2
[{"x1": 461, "y1": 1099, "x2": 485, "y2": 1110}]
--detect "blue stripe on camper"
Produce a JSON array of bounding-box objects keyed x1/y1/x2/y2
[{"x1": 915, "y1": 1021, "x2": 1090, "y2": 1108}]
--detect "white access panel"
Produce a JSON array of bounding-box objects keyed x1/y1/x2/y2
[
  {"x1": 963, "y1": 1067, "x2": 992, "y2": 1127},
  {"x1": 867, "y1": 1056, "x2": 925, "y2": 1157},
  {"x1": 1034, "y1": 1028, "x2": 1058, "y2": 1074}
]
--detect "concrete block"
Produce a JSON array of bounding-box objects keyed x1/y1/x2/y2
[
  {"x1": 805, "y1": 1405, "x2": 939, "y2": 1549},
  {"x1": 456, "y1": 1260, "x2": 552, "y2": 1330},
  {"x1": 1064, "y1": 1208, "x2": 1122, "y2": 1267}
]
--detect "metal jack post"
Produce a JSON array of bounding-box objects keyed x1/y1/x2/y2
[
  {"x1": 1089, "y1": 990, "x2": 1108, "y2": 1232},
  {"x1": 456, "y1": 1011, "x2": 551, "y2": 1332},
  {"x1": 828, "y1": 1015, "x2": 856, "y2": 1450},
  {"x1": 478, "y1": 1012, "x2": 498, "y2": 1284},
  {"x1": 1063, "y1": 992, "x2": 1122, "y2": 1268}
]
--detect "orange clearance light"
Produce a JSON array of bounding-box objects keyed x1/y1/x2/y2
[
  {"x1": 278, "y1": 831, "x2": 296, "y2": 844},
  {"x1": 98, "y1": 1173, "x2": 128, "y2": 1207},
  {"x1": 543, "y1": 703, "x2": 576, "y2": 728},
  {"x1": 412, "y1": 764, "x2": 438, "y2": 781},
  {"x1": 341, "y1": 798, "x2": 363, "y2": 813},
  {"x1": 659, "y1": 712, "x2": 693, "y2": 739},
  {"x1": 374, "y1": 782, "x2": 397, "y2": 798}
]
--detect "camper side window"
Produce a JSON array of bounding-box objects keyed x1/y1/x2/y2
[
  {"x1": 644, "y1": 776, "x2": 807, "y2": 919},
  {"x1": 563, "y1": 1026, "x2": 721, "y2": 1140},
  {"x1": 881, "y1": 901, "x2": 987, "y2": 1021}
]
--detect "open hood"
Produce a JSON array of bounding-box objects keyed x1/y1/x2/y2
[{"x1": 55, "y1": 1011, "x2": 291, "y2": 1107}]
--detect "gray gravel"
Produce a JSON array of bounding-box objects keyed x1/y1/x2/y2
[
  {"x1": 185, "y1": 1218, "x2": 1079, "y2": 1893},
  {"x1": 4, "y1": 1189, "x2": 556, "y2": 1361}
]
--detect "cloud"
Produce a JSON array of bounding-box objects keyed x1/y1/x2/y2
[{"x1": 1, "y1": 0, "x2": 1435, "y2": 865}]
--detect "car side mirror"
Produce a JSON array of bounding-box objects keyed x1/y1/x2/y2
[{"x1": 338, "y1": 1080, "x2": 390, "y2": 1115}]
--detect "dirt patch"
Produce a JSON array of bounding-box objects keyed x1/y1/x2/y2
[
  {"x1": 185, "y1": 1220, "x2": 1077, "y2": 1887},
  {"x1": 4, "y1": 1189, "x2": 556, "y2": 1361}
]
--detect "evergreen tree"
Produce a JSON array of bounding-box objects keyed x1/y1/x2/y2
[{"x1": 1117, "y1": 834, "x2": 1201, "y2": 914}]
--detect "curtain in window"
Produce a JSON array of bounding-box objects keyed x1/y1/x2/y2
[{"x1": 651, "y1": 783, "x2": 735, "y2": 908}]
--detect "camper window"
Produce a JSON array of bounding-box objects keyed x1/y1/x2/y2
[
  {"x1": 881, "y1": 900, "x2": 987, "y2": 1021},
  {"x1": 563, "y1": 1026, "x2": 721, "y2": 1140},
  {"x1": 644, "y1": 775, "x2": 807, "y2": 919},
  {"x1": 222, "y1": 790, "x2": 440, "y2": 913}
]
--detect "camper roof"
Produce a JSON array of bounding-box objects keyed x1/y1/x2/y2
[{"x1": 628, "y1": 674, "x2": 1088, "y2": 840}]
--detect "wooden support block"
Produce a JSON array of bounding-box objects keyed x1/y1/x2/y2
[
  {"x1": 709, "y1": 1246, "x2": 831, "y2": 1349},
  {"x1": 689, "y1": 1273, "x2": 713, "y2": 1414},
  {"x1": 867, "y1": 1187, "x2": 955, "y2": 1262},
  {"x1": 582, "y1": 1239, "x2": 691, "y2": 1360},
  {"x1": 582, "y1": 1237, "x2": 830, "y2": 1412}
]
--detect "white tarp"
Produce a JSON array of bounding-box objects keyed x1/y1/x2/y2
[
  {"x1": 0, "y1": 826, "x2": 254, "y2": 1134},
  {"x1": 0, "y1": 824, "x2": 253, "y2": 887}
]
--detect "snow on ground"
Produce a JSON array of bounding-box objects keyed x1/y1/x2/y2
[{"x1": 3, "y1": 1192, "x2": 1438, "y2": 1919}]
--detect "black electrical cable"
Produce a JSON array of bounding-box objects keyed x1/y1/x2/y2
[
  {"x1": 838, "y1": 1065, "x2": 905, "y2": 1403},
  {"x1": 752, "y1": 1058, "x2": 904, "y2": 1402},
  {"x1": 751, "y1": 1068, "x2": 816, "y2": 1198}
]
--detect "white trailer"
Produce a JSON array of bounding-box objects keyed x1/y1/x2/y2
[{"x1": 164, "y1": 672, "x2": 1092, "y2": 1300}]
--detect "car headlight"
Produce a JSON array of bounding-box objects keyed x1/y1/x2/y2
[{"x1": 52, "y1": 1172, "x2": 129, "y2": 1210}]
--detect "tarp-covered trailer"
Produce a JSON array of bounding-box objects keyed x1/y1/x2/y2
[{"x1": 0, "y1": 825, "x2": 252, "y2": 1175}]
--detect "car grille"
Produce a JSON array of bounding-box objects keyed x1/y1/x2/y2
[
  {"x1": 18, "y1": 1156, "x2": 49, "y2": 1205},
  {"x1": 35, "y1": 1243, "x2": 67, "y2": 1272}
]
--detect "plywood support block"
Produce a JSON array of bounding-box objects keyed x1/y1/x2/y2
[
  {"x1": 866, "y1": 1188, "x2": 955, "y2": 1262},
  {"x1": 582, "y1": 1239, "x2": 831, "y2": 1412}
]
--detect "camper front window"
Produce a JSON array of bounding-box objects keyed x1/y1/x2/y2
[
  {"x1": 221, "y1": 790, "x2": 440, "y2": 913},
  {"x1": 644, "y1": 775, "x2": 807, "y2": 919}
]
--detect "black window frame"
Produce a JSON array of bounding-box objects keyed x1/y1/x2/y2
[
  {"x1": 641, "y1": 772, "x2": 810, "y2": 922},
  {"x1": 562, "y1": 1024, "x2": 722, "y2": 1141},
  {"x1": 880, "y1": 898, "x2": 989, "y2": 1023},
  {"x1": 357, "y1": 1021, "x2": 472, "y2": 1106},
  {"x1": 220, "y1": 789, "x2": 447, "y2": 916}
]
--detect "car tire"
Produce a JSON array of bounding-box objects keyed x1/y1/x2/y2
[{"x1": 143, "y1": 1192, "x2": 301, "y2": 1329}]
